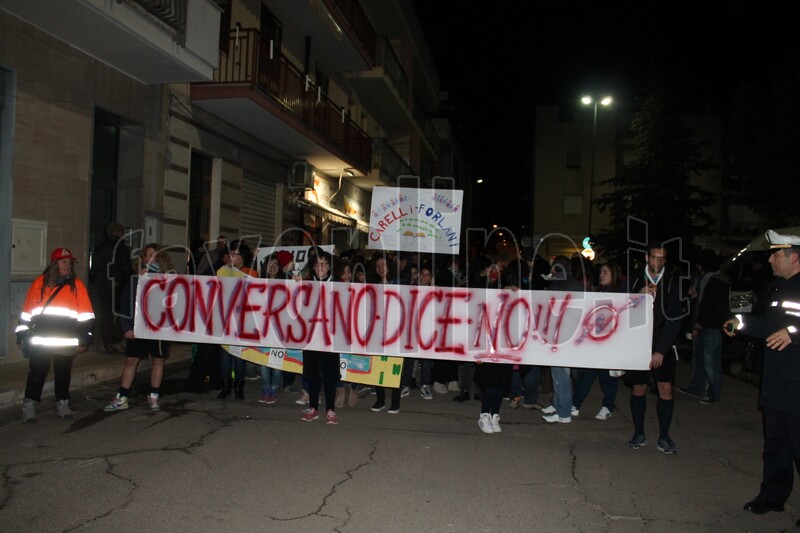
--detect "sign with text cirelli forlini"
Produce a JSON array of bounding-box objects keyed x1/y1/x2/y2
[{"x1": 367, "y1": 187, "x2": 463, "y2": 254}]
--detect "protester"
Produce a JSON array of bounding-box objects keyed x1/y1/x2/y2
[
  {"x1": 90, "y1": 222, "x2": 131, "y2": 353},
  {"x1": 625, "y1": 243, "x2": 682, "y2": 454},
  {"x1": 104, "y1": 244, "x2": 174, "y2": 412},
  {"x1": 216, "y1": 240, "x2": 258, "y2": 400},
  {"x1": 571, "y1": 261, "x2": 625, "y2": 420},
  {"x1": 16, "y1": 248, "x2": 95, "y2": 422},
  {"x1": 300, "y1": 251, "x2": 340, "y2": 423},
  {"x1": 258, "y1": 253, "x2": 285, "y2": 405}
]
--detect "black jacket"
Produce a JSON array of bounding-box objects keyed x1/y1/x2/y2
[
  {"x1": 740, "y1": 272, "x2": 800, "y2": 409},
  {"x1": 629, "y1": 270, "x2": 683, "y2": 355}
]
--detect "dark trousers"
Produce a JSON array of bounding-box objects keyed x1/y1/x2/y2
[
  {"x1": 376, "y1": 358, "x2": 414, "y2": 406},
  {"x1": 186, "y1": 343, "x2": 223, "y2": 391},
  {"x1": 759, "y1": 407, "x2": 800, "y2": 504},
  {"x1": 95, "y1": 287, "x2": 123, "y2": 346},
  {"x1": 302, "y1": 351, "x2": 340, "y2": 411},
  {"x1": 24, "y1": 351, "x2": 76, "y2": 402}
]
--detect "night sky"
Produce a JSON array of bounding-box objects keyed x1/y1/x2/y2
[{"x1": 412, "y1": 1, "x2": 798, "y2": 232}]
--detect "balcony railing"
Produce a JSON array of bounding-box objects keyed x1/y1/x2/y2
[
  {"x1": 215, "y1": 28, "x2": 371, "y2": 171},
  {"x1": 412, "y1": 94, "x2": 440, "y2": 152},
  {"x1": 327, "y1": 0, "x2": 376, "y2": 65},
  {"x1": 375, "y1": 37, "x2": 409, "y2": 106},
  {"x1": 372, "y1": 139, "x2": 415, "y2": 184}
]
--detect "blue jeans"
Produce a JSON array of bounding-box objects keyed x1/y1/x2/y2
[
  {"x1": 551, "y1": 367, "x2": 572, "y2": 418},
  {"x1": 572, "y1": 368, "x2": 618, "y2": 411},
  {"x1": 260, "y1": 365, "x2": 282, "y2": 394},
  {"x1": 689, "y1": 327, "x2": 722, "y2": 401}
]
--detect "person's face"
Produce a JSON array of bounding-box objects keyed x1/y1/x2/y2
[
  {"x1": 266, "y1": 259, "x2": 280, "y2": 277},
  {"x1": 143, "y1": 247, "x2": 156, "y2": 265},
  {"x1": 354, "y1": 270, "x2": 366, "y2": 282},
  {"x1": 216, "y1": 237, "x2": 227, "y2": 251},
  {"x1": 599, "y1": 265, "x2": 612, "y2": 287},
  {"x1": 229, "y1": 249, "x2": 244, "y2": 268},
  {"x1": 56, "y1": 258, "x2": 72, "y2": 277},
  {"x1": 314, "y1": 258, "x2": 331, "y2": 278},
  {"x1": 375, "y1": 258, "x2": 388, "y2": 278},
  {"x1": 769, "y1": 249, "x2": 798, "y2": 279},
  {"x1": 339, "y1": 265, "x2": 352, "y2": 282},
  {"x1": 646, "y1": 248, "x2": 667, "y2": 273},
  {"x1": 419, "y1": 268, "x2": 432, "y2": 285},
  {"x1": 410, "y1": 266, "x2": 419, "y2": 282}
]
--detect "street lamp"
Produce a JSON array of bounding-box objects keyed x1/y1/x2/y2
[{"x1": 581, "y1": 95, "x2": 613, "y2": 237}]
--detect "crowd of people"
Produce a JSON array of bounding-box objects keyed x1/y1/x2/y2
[{"x1": 14, "y1": 227, "x2": 800, "y2": 527}]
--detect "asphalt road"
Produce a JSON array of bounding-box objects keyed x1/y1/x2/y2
[{"x1": 0, "y1": 358, "x2": 796, "y2": 533}]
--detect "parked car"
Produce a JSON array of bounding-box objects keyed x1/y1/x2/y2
[{"x1": 720, "y1": 227, "x2": 800, "y2": 376}]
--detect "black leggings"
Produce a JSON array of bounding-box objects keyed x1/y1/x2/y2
[{"x1": 302, "y1": 351, "x2": 340, "y2": 411}]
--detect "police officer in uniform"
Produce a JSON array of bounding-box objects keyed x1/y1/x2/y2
[{"x1": 725, "y1": 230, "x2": 800, "y2": 525}]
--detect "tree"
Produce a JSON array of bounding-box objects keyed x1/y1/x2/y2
[
  {"x1": 595, "y1": 80, "x2": 716, "y2": 253},
  {"x1": 730, "y1": 61, "x2": 800, "y2": 228}
]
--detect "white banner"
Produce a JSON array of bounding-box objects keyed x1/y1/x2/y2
[
  {"x1": 367, "y1": 187, "x2": 464, "y2": 254},
  {"x1": 133, "y1": 274, "x2": 654, "y2": 370}
]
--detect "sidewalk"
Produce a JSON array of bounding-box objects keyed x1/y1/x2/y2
[{"x1": 0, "y1": 343, "x2": 193, "y2": 409}]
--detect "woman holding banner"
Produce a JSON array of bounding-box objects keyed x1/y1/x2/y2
[{"x1": 300, "y1": 251, "x2": 341, "y2": 424}]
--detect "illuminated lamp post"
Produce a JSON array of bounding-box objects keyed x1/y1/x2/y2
[{"x1": 581, "y1": 95, "x2": 613, "y2": 237}]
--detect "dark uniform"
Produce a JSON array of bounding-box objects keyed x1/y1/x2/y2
[{"x1": 740, "y1": 271, "x2": 800, "y2": 507}]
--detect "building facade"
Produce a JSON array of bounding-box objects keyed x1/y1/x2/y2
[{"x1": 0, "y1": 0, "x2": 452, "y2": 362}]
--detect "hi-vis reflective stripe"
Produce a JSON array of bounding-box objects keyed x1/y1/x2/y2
[
  {"x1": 788, "y1": 325, "x2": 798, "y2": 334},
  {"x1": 20, "y1": 312, "x2": 33, "y2": 321},
  {"x1": 14, "y1": 325, "x2": 30, "y2": 333},
  {"x1": 30, "y1": 306, "x2": 80, "y2": 319},
  {"x1": 782, "y1": 301, "x2": 800, "y2": 310},
  {"x1": 77, "y1": 312, "x2": 95, "y2": 321},
  {"x1": 771, "y1": 301, "x2": 779, "y2": 307},
  {"x1": 735, "y1": 314, "x2": 745, "y2": 330},
  {"x1": 30, "y1": 336, "x2": 79, "y2": 347}
]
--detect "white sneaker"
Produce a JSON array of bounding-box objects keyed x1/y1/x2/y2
[
  {"x1": 433, "y1": 382, "x2": 448, "y2": 394},
  {"x1": 420, "y1": 384, "x2": 433, "y2": 400},
  {"x1": 478, "y1": 413, "x2": 494, "y2": 434},
  {"x1": 543, "y1": 413, "x2": 572, "y2": 424},
  {"x1": 104, "y1": 394, "x2": 129, "y2": 412},
  {"x1": 491, "y1": 413, "x2": 502, "y2": 433},
  {"x1": 400, "y1": 386, "x2": 410, "y2": 398},
  {"x1": 295, "y1": 390, "x2": 309, "y2": 405},
  {"x1": 571, "y1": 406, "x2": 580, "y2": 417},
  {"x1": 148, "y1": 393, "x2": 160, "y2": 412},
  {"x1": 541, "y1": 405, "x2": 556, "y2": 415},
  {"x1": 595, "y1": 406, "x2": 612, "y2": 420},
  {"x1": 56, "y1": 399, "x2": 74, "y2": 419},
  {"x1": 447, "y1": 381, "x2": 461, "y2": 392}
]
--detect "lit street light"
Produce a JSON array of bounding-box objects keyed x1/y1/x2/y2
[{"x1": 581, "y1": 95, "x2": 613, "y2": 237}]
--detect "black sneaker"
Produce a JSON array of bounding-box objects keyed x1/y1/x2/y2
[
  {"x1": 387, "y1": 403, "x2": 400, "y2": 414},
  {"x1": 370, "y1": 401, "x2": 385, "y2": 412},
  {"x1": 453, "y1": 391, "x2": 470, "y2": 402}
]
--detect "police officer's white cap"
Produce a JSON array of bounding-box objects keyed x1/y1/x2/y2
[{"x1": 766, "y1": 229, "x2": 800, "y2": 249}]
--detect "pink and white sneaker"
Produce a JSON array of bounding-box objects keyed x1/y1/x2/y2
[
  {"x1": 301, "y1": 407, "x2": 318, "y2": 422},
  {"x1": 326, "y1": 409, "x2": 338, "y2": 425}
]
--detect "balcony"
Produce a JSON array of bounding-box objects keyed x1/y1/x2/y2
[
  {"x1": 347, "y1": 37, "x2": 439, "y2": 158},
  {"x1": 264, "y1": 0, "x2": 375, "y2": 72},
  {"x1": 0, "y1": 0, "x2": 222, "y2": 84},
  {"x1": 371, "y1": 138, "x2": 415, "y2": 185},
  {"x1": 191, "y1": 28, "x2": 372, "y2": 176}
]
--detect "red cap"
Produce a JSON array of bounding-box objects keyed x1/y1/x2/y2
[
  {"x1": 275, "y1": 250, "x2": 293, "y2": 269},
  {"x1": 51, "y1": 247, "x2": 77, "y2": 262}
]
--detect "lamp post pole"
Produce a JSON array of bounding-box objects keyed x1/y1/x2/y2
[{"x1": 581, "y1": 95, "x2": 612, "y2": 238}]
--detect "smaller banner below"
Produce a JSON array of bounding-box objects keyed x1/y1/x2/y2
[{"x1": 233, "y1": 346, "x2": 403, "y2": 387}]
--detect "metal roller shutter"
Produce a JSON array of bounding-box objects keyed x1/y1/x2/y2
[{"x1": 240, "y1": 174, "x2": 277, "y2": 248}]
